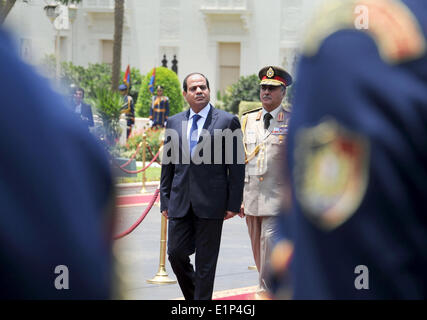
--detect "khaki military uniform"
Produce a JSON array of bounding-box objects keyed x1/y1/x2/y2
[{"x1": 242, "y1": 104, "x2": 291, "y2": 292}]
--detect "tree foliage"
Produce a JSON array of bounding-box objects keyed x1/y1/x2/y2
[
  {"x1": 44, "y1": 58, "x2": 143, "y2": 101},
  {"x1": 136, "y1": 67, "x2": 184, "y2": 118},
  {"x1": 61, "y1": 61, "x2": 112, "y2": 98},
  {"x1": 88, "y1": 87, "x2": 123, "y2": 145},
  {"x1": 220, "y1": 74, "x2": 260, "y2": 115},
  {"x1": 119, "y1": 127, "x2": 164, "y2": 161}
]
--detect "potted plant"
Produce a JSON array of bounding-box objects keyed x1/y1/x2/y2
[{"x1": 89, "y1": 87, "x2": 123, "y2": 146}]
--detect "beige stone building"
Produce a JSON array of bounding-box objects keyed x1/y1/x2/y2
[{"x1": 5, "y1": 0, "x2": 320, "y2": 101}]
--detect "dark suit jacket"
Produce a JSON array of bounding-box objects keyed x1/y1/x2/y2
[
  {"x1": 76, "y1": 103, "x2": 94, "y2": 128},
  {"x1": 160, "y1": 105, "x2": 245, "y2": 219}
]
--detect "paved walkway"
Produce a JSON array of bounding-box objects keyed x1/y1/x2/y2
[{"x1": 113, "y1": 184, "x2": 258, "y2": 300}]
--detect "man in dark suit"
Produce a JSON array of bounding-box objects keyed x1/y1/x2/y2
[
  {"x1": 160, "y1": 73, "x2": 245, "y2": 300},
  {"x1": 72, "y1": 87, "x2": 94, "y2": 130}
]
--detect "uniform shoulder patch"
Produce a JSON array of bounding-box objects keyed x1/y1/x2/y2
[
  {"x1": 303, "y1": 0, "x2": 426, "y2": 64},
  {"x1": 242, "y1": 107, "x2": 262, "y2": 116},
  {"x1": 293, "y1": 118, "x2": 370, "y2": 230},
  {"x1": 282, "y1": 102, "x2": 292, "y2": 113}
]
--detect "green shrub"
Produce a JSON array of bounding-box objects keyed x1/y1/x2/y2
[
  {"x1": 120, "y1": 127, "x2": 164, "y2": 161},
  {"x1": 135, "y1": 67, "x2": 184, "y2": 118},
  {"x1": 59, "y1": 60, "x2": 142, "y2": 101},
  {"x1": 89, "y1": 88, "x2": 123, "y2": 145},
  {"x1": 40, "y1": 56, "x2": 143, "y2": 102},
  {"x1": 61, "y1": 62, "x2": 112, "y2": 99},
  {"x1": 221, "y1": 74, "x2": 260, "y2": 114}
]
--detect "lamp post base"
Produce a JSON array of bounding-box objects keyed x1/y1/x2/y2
[{"x1": 147, "y1": 268, "x2": 177, "y2": 284}]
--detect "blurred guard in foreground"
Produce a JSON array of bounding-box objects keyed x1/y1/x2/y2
[
  {"x1": 0, "y1": 28, "x2": 115, "y2": 299},
  {"x1": 271, "y1": 0, "x2": 427, "y2": 299}
]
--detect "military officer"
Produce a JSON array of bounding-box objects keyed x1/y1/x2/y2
[
  {"x1": 271, "y1": 0, "x2": 427, "y2": 299},
  {"x1": 119, "y1": 84, "x2": 135, "y2": 138},
  {"x1": 241, "y1": 65, "x2": 293, "y2": 296},
  {"x1": 149, "y1": 85, "x2": 169, "y2": 128}
]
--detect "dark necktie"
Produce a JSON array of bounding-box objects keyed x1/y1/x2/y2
[
  {"x1": 264, "y1": 113, "x2": 273, "y2": 130},
  {"x1": 189, "y1": 114, "x2": 201, "y2": 156}
]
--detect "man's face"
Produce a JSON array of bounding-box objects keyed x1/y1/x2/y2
[
  {"x1": 74, "y1": 90, "x2": 83, "y2": 104},
  {"x1": 119, "y1": 90, "x2": 126, "y2": 96},
  {"x1": 183, "y1": 74, "x2": 210, "y2": 112},
  {"x1": 157, "y1": 88, "x2": 163, "y2": 96},
  {"x1": 260, "y1": 85, "x2": 286, "y2": 112}
]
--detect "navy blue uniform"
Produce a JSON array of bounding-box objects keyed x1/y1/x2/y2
[
  {"x1": 276, "y1": 0, "x2": 427, "y2": 299},
  {"x1": 74, "y1": 102, "x2": 94, "y2": 129},
  {"x1": 121, "y1": 94, "x2": 135, "y2": 137},
  {"x1": 0, "y1": 29, "x2": 115, "y2": 299},
  {"x1": 150, "y1": 95, "x2": 169, "y2": 127}
]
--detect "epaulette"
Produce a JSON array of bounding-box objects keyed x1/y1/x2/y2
[
  {"x1": 302, "y1": 0, "x2": 426, "y2": 64},
  {"x1": 282, "y1": 102, "x2": 292, "y2": 113},
  {"x1": 242, "y1": 107, "x2": 262, "y2": 116}
]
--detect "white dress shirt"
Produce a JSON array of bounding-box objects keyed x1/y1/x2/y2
[
  {"x1": 261, "y1": 105, "x2": 282, "y2": 131},
  {"x1": 75, "y1": 103, "x2": 82, "y2": 114}
]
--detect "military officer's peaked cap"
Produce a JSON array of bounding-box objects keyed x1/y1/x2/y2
[
  {"x1": 118, "y1": 84, "x2": 128, "y2": 91},
  {"x1": 259, "y1": 66, "x2": 293, "y2": 87}
]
